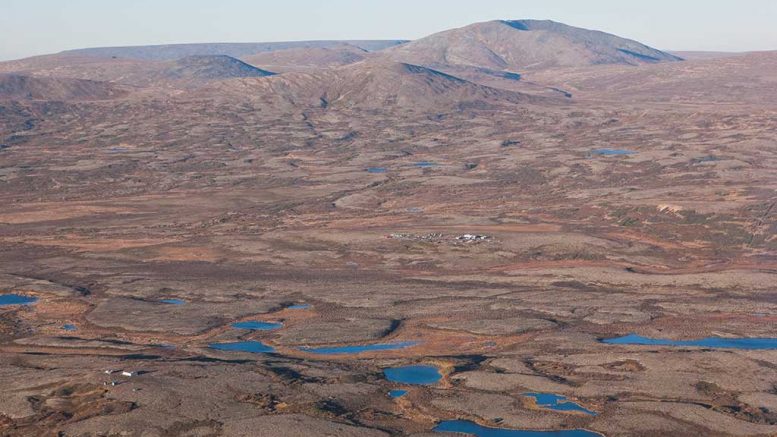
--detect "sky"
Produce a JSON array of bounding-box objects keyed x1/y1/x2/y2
[{"x1": 2, "y1": 0, "x2": 776, "y2": 61}]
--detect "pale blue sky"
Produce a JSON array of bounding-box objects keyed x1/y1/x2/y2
[{"x1": 2, "y1": 0, "x2": 776, "y2": 60}]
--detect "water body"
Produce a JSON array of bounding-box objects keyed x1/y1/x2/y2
[
  {"x1": 524, "y1": 393, "x2": 596, "y2": 415},
  {"x1": 591, "y1": 148, "x2": 635, "y2": 156},
  {"x1": 384, "y1": 365, "x2": 442, "y2": 385},
  {"x1": 388, "y1": 389, "x2": 408, "y2": 398},
  {"x1": 62, "y1": 324, "x2": 77, "y2": 331},
  {"x1": 602, "y1": 333, "x2": 777, "y2": 350},
  {"x1": 414, "y1": 161, "x2": 437, "y2": 168},
  {"x1": 434, "y1": 420, "x2": 600, "y2": 437},
  {"x1": 300, "y1": 341, "x2": 419, "y2": 355},
  {"x1": 367, "y1": 167, "x2": 387, "y2": 173},
  {"x1": 0, "y1": 294, "x2": 37, "y2": 306},
  {"x1": 160, "y1": 299, "x2": 186, "y2": 305},
  {"x1": 232, "y1": 321, "x2": 283, "y2": 331},
  {"x1": 209, "y1": 341, "x2": 275, "y2": 353},
  {"x1": 287, "y1": 304, "x2": 310, "y2": 309}
]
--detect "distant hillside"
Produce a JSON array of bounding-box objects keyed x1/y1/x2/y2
[
  {"x1": 212, "y1": 59, "x2": 545, "y2": 110},
  {"x1": 242, "y1": 44, "x2": 368, "y2": 72},
  {"x1": 669, "y1": 51, "x2": 744, "y2": 60},
  {"x1": 0, "y1": 73, "x2": 126, "y2": 101},
  {"x1": 525, "y1": 50, "x2": 777, "y2": 105},
  {"x1": 62, "y1": 41, "x2": 408, "y2": 61},
  {"x1": 384, "y1": 20, "x2": 681, "y2": 71},
  {"x1": 166, "y1": 55, "x2": 275, "y2": 81}
]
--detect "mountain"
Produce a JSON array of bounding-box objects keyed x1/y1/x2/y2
[
  {"x1": 61, "y1": 40, "x2": 408, "y2": 61},
  {"x1": 0, "y1": 73, "x2": 127, "y2": 101},
  {"x1": 384, "y1": 20, "x2": 682, "y2": 71},
  {"x1": 211, "y1": 59, "x2": 545, "y2": 110}
]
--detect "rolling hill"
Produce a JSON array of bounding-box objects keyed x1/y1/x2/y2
[{"x1": 384, "y1": 19, "x2": 682, "y2": 71}]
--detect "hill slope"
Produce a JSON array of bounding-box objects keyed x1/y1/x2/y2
[
  {"x1": 165, "y1": 55, "x2": 275, "y2": 81},
  {"x1": 525, "y1": 50, "x2": 777, "y2": 105},
  {"x1": 0, "y1": 73, "x2": 127, "y2": 101},
  {"x1": 211, "y1": 59, "x2": 545, "y2": 110},
  {"x1": 241, "y1": 44, "x2": 369, "y2": 72},
  {"x1": 385, "y1": 20, "x2": 681, "y2": 71}
]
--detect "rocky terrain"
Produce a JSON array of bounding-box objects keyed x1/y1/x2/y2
[{"x1": 0, "y1": 19, "x2": 775, "y2": 437}]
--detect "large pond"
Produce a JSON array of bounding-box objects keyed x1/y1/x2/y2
[
  {"x1": 208, "y1": 341, "x2": 275, "y2": 353},
  {"x1": 602, "y1": 333, "x2": 777, "y2": 350},
  {"x1": 232, "y1": 321, "x2": 283, "y2": 331},
  {"x1": 524, "y1": 393, "x2": 596, "y2": 415},
  {"x1": 299, "y1": 341, "x2": 419, "y2": 355},
  {"x1": 384, "y1": 365, "x2": 442, "y2": 385},
  {"x1": 434, "y1": 420, "x2": 600, "y2": 436},
  {"x1": 0, "y1": 294, "x2": 38, "y2": 306}
]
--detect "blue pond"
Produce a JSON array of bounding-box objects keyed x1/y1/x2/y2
[
  {"x1": 209, "y1": 341, "x2": 275, "y2": 353},
  {"x1": 388, "y1": 389, "x2": 408, "y2": 398},
  {"x1": 160, "y1": 299, "x2": 186, "y2": 305},
  {"x1": 384, "y1": 365, "x2": 442, "y2": 385},
  {"x1": 525, "y1": 393, "x2": 596, "y2": 416},
  {"x1": 62, "y1": 324, "x2": 77, "y2": 331},
  {"x1": 0, "y1": 294, "x2": 37, "y2": 306},
  {"x1": 602, "y1": 333, "x2": 777, "y2": 350},
  {"x1": 288, "y1": 304, "x2": 310, "y2": 309},
  {"x1": 367, "y1": 167, "x2": 387, "y2": 173},
  {"x1": 434, "y1": 420, "x2": 600, "y2": 437},
  {"x1": 232, "y1": 321, "x2": 283, "y2": 331},
  {"x1": 300, "y1": 341, "x2": 419, "y2": 355},
  {"x1": 415, "y1": 161, "x2": 437, "y2": 168},
  {"x1": 591, "y1": 148, "x2": 635, "y2": 156}
]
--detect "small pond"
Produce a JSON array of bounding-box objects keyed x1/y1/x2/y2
[
  {"x1": 434, "y1": 420, "x2": 600, "y2": 436},
  {"x1": 591, "y1": 148, "x2": 635, "y2": 156},
  {"x1": 232, "y1": 321, "x2": 283, "y2": 331},
  {"x1": 62, "y1": 324, "x2": 77, "y2": 331},
  {"x1": 388, "y1": 389, "x2": 408, "y2": 398},
  {"x1": 299, "y1": 341, "x2": 419, "y2": 355},
  {"x1": 160, "y1": 299, "x2": 186, "y2": 305},
  {"x1": 524, "y1": 393, "x2": 596, "y2": 415},
  {"x1": 0, "y1": 294, "x2": 37, "y2": 306},
  {"x1": 414, "y1": 161, "x2": 437, "y2": 168},
  {"x1": 287, "y1": 304, "x2": 310, "y2": 309},
  {"x1": 602, "y1": 333, "x2": 777, "y2": 350},
  {"x1": 384, "y1": 365, "x2": 442, "y2": 385},
  {"x1": 367, "y1": 167, "x2": 387, "y2": 173},
  {"x1": 209, "y1": 341, "x2": 275, "y2": 353}
]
